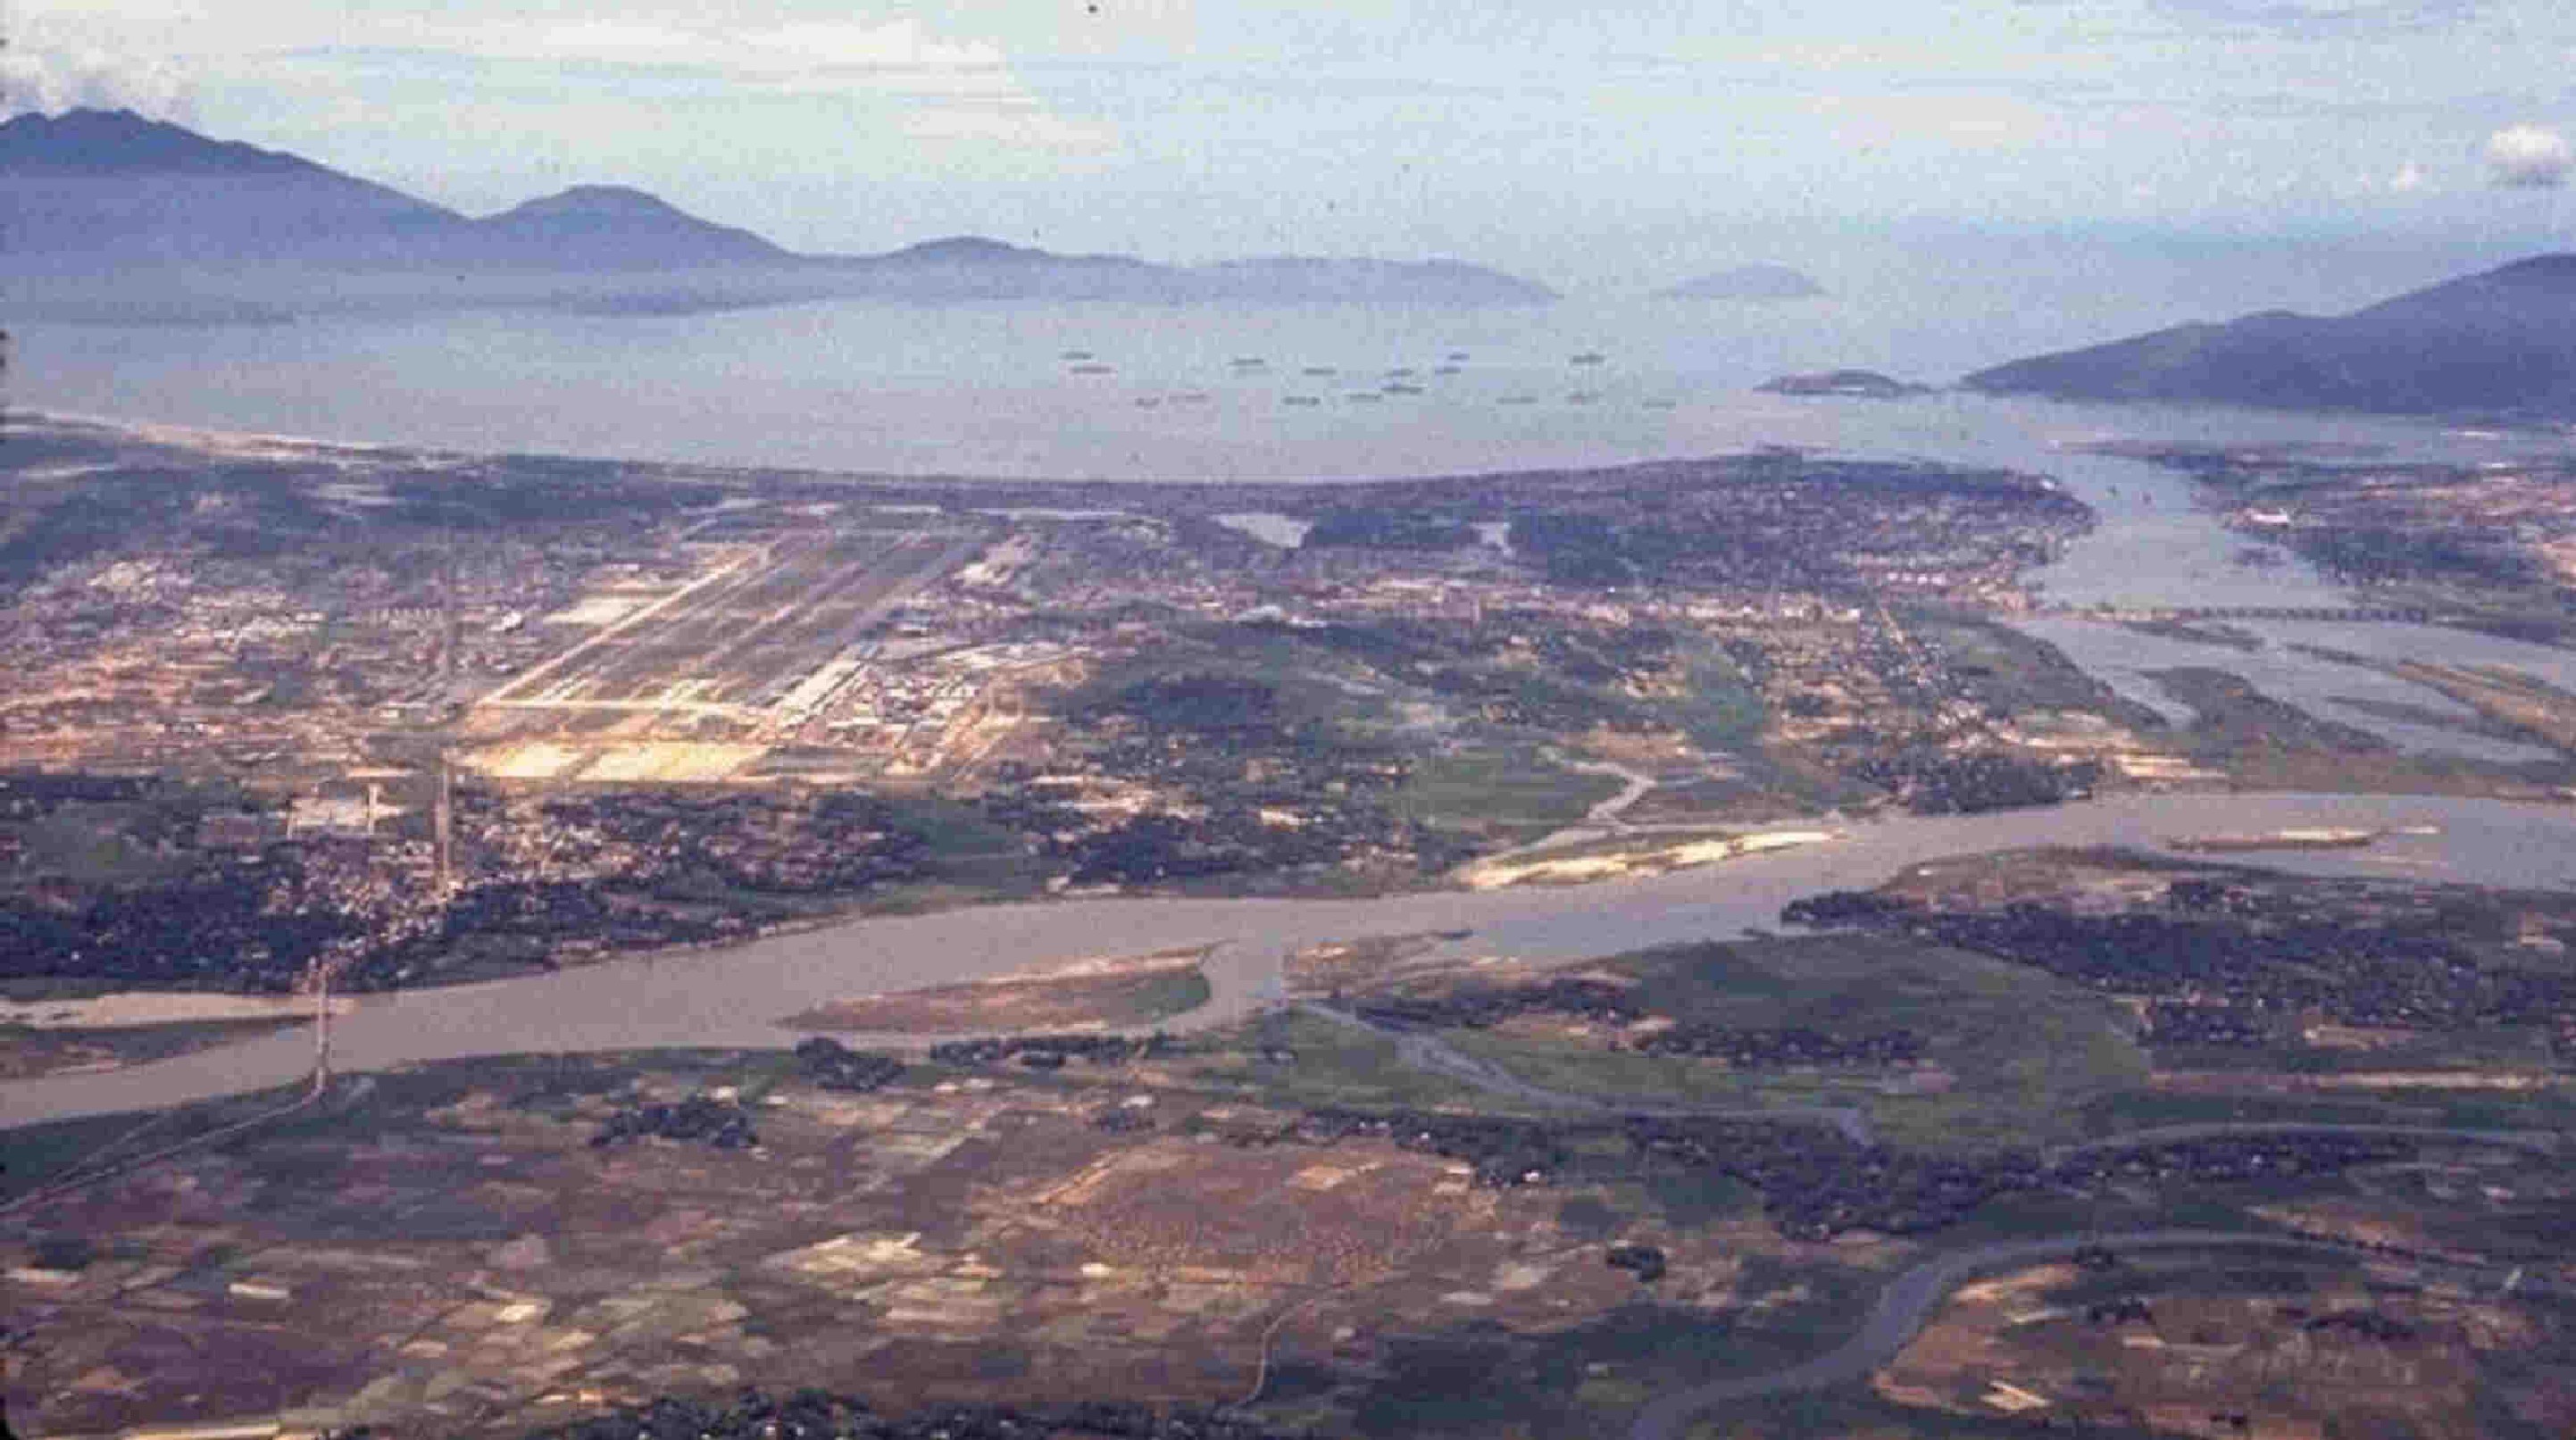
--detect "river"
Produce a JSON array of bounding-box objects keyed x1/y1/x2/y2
[
  {"x1": 13, "y1": 301, "x2": 2576, "y2": 1128},
  {"x1": 8, "y1": 789, "x2": 2574, "y2": 1128}
]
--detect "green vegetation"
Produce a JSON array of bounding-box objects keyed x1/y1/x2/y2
[
  {"x1": 1308, "y1": 931, "x2": 2151, "y2": 1152},
  {"x1": 1123, "y1": 965, "x2": 1215, "y2": 1023},
  {"x1": 1632, "y1": 936, "x2": 2148, "y2": 1149},
  {"x1": 1439, "y1": 1028, "x2": 1845, "y2": 1110},
  {"x1": 2078, "y1": 1086, "x2": 2576, "y2": 1139},
  {"x1": 1666, "y1": 643, "x2": 1768, "y2": 754},
  {"x1": 2152, "y1": 666, "x2": 2393, "y2": 755},
  {"x1": 2151, "y1": 1019, "x2": 2563, "y2": 1076},
  {"x1": 0, "y1": 772, "x2": 263, "y2": 889},
  {"x1": 1396, "y1": 748, "x2": 1620, "y2": 839},
  {"x1": 1910, "y1": 610, "x2": 2169, "y2": 732},
  {"x1": 1180, "y1": 1009, "x2": 1502, "y2": 1113},
  {"x1": 1036, "y1": 612, "x2": 1821, "y2": 877}
]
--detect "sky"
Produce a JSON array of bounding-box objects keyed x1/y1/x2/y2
[{"x1": 6, "y1": 0, "x2": 2576, "y2": 289}]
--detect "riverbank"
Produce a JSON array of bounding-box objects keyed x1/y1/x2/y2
[{"x1": 8, "y1": 789, "x2": 2572, "y2": 1129}]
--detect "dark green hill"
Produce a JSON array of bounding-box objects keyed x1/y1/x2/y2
[{"x1": 1964, "y1": 255, "x2": 2576, "y2": 419}]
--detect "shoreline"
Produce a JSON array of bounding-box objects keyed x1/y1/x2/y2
[{"x1": 15, "y1": 406, "x2": 1822, "y2": 494}]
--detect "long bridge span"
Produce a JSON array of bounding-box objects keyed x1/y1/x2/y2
[{"x1": 2038, "y1": 603, "x2": 2441, "y2": 625}]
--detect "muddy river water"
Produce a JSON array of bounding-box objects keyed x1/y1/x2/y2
[
  {"x1": 7, "y1": 789, "x2": 2574, "y2": 1128},
  {"x1": 9, "y1": 397, "x2": 2576, "y2": 1128}
]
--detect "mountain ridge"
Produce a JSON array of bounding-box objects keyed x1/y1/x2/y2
[
  {"x1": 0, "y1": 107, "x2": 372, "y2": 180},
  {"x1": 1965, "y1": 254, "x2": 2576, "y2": 419},
  {"x1": 471, "y1": 183, "x2": 793, "y2": 268},
  {"x1": 0, "y1": 107, "x2": 1556, "y2": 306}
]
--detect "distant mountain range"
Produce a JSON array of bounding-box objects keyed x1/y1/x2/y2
[
  {"x1": 0, "y1": 108, "x2": 1556, "y2": 308},
  {"x1": 472, "y1": 185, "x2": 792, "y2": 268},
  {"x1": 1657, "y1": 264, "x2": 1826, "y2": 301},
  {"x1": 1966, "y1": 255, "x2": 2576, "y2": 420}
]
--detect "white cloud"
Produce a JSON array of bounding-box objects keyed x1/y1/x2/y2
[
  {"x1": 735, "y1": 23, "x2": 1022, "y2": 104},
  {"x1": 527, "y1": 21, "x2": 705, "y2": 58},
  {"x1": 2389, "y1": 160, "x2": 2425, "y2": 192},
  {"x1": 746, "y1": 21, "x2": 1009, "y2": 71},
  {"x1": 0, "y1": 44, "x2": 198, "y2": 119},
  {"x1": 2485, "y1": 123, "x2": 2572, "y2": 188},
  {"x1": 901, "y1": 101, "x2": 1118, "y2": 153},
  {"x1": 1802, "y1": 91, "x2": 2052, "y2": 150},
  {"x1": 505, "y1": 17, "x2": 1011, "y2": 74},
  {"x1": 457, "y1": 14, "x2": 1113, "y2": 154}
]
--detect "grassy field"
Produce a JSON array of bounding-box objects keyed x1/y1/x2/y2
[
  {"x1": 1396, "y1": 747, "x2": 1622, "y2": 838},
  {"x1": 1323, "y1": 931, "x2": 2158, "y2": 1152},
  {"x1": 1176, "y1": 1007, "x2": 1506, "y2": 1113},
  {"x1": 1125, "y1": 965, "x2": 1215, "y2": 1022},
  {"x1": 1603, "y1": 935, "x2": 2150, "y2": 1150},
  {"x1": 2078, "y1": 1085, "x2": 2576, "y2": 1139},
  {"x1": 1909, "y1": 610, "x2": 2172, "y2": 734},
  {"x1": 1665, "y1": 642, "x2": 1768, "y2": 754}
]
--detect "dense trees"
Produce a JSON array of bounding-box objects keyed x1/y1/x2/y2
[
  {"x1": 1841, "y1": 751, "x2": 2102, "y2": 815},
  {"x1": 590, "y1": 1095, "x2": 759, "y2": 1150},
  {"x1": 794, "y1": 1037, "x2": 905, "y2": 1092},
  {"x1": 1782, "y1": 887, "x2": 2576, "y2": 1033},
  {"x1": 929, "y1": 1033, "x2": 1171, "y2": 1068},
  {"x1": 1346, "y1": 980, "x2": 1923, "y2": 1070}
]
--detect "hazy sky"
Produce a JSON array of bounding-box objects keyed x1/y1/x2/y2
[{"x1": 8, "y1": 0, "x2": 2576, "y2": 286}]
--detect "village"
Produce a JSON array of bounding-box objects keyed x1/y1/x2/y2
[{"x1": 0, "y1": 418, "x2": 2138, "y2": 1000}]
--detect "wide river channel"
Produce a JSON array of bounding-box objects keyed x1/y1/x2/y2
[
  {"x1": 7, "y1": 788, "x2": 2576, "y2": 1128},
  {"x1": 10, "y1": 379, "x2": 2576, "y2": 1129}
]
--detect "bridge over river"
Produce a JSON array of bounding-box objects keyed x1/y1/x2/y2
[{"x1": 2038, "y1": 603, "x2": 2442, "y2": 625}]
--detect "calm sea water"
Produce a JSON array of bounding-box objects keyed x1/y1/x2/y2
[{"x1": 17, "y1": 293, "x2": 2566, "y2": 482}]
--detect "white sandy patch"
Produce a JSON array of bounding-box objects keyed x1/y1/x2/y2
[
  {"x1": 1458, "y1": 829, "x2": 1835, "y2": 891},
  {"x1": 546, "y1": 595, "x2": 647, "y2": 627},
  {"x1": 1, "y1": 992, "x2": 346, "y2": 1029},
  {"x1": 462, "y1": 740, "x2": 588, "y2": 780},
  {"x1": 576, "y1": 742, "x2": 769, "y2": 783}
]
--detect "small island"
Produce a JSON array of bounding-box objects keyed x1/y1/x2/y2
[
  {"x1": 1756, "y1": 370, "x2": 1931, "y2": 399},
  {"x1": 1658, "y1": 263, "x2": 1827, "y2": 301}
]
